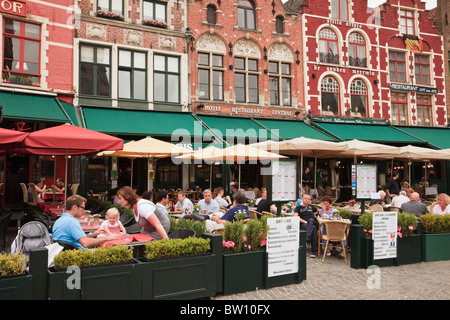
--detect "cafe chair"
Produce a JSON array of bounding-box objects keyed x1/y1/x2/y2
[
  {"x1": 168, "y1": 228, "x2": 196, "y2": 239},
  {"x1": 70, "y1": 183, "x2": 80, "y2": 196},
  {"x1": 262, "y1": 211, "x2": 276, "y2": 217},
  {"x1": 320, "y1": 220, "x2": 349, "y2": 264},
  {"x1": 388, "y1": 206, "x2": 400, "y2": 212},
  {"x1": 368, "y1": 204, "x2": 384, "y2": 212},
  {"x1": 249, "y1": 209, "x2": 258, "y2": 220},
  {"x1": 21, "y1": 183, "x2": 38, "y2": 206},
  {"x1": 55, "y1": 240, "x2": 77, "y2": 251}
]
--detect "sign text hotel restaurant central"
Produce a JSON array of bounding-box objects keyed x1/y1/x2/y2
[
  {"x1": 198, "y1": 104, "x2": 302, "y2": 118},
  {"x1": 0, "y1": 0, "x2": 27, "y2": 17}
]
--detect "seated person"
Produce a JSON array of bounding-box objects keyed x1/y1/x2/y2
[
  {"x1": 214, "y1": 187, "x2": 231, "y2": 208},
  {"x1": 99, "y1": 207, "x2": 127, "y2": 236},
  {"x1": 174, "y1": 191, "x2": 194, "y2": 214},
  {"x1": 369, "y1": 190, "x2": 386, "y2": 206},
  {"x1": 52, "y1": 195, "x2": 118, "y2": 249},
  {"x1": 210, "y1": 191, "x2": 250, "y2": 224},
  {"x1": 391, "y1": 191, "x2": 410, "y2": 208},
  {"x1": 400, "y1": 192, "x2": 429, "y2": 218},
  {"x1": 430, "y1": 193, "x2": 450, "y2": 215},
  {"x1": 197, "y1": 189, "x2": 220, "y2": 214},
  {"x1": 52, "y1": 178, "x2": 72, "y2": 197},
  {"x1": 28, "y1": 178, "x2": 46, "y2": 202},
  {"x1": 294, "y1": 194, "x2": 319, "y2": 258},
  {"x1": 141, "y1": 190, "x2": 154, "y2": 202},
  {"x1": 155, "y1": 190, "x2": 169, "y2": 215},
  {"x1": 256, "y1": 189, "x2": 277, "y2": 215}
]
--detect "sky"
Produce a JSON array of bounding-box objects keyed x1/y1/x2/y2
[{"x1": 281, "y1": 0, "x2": 438, "y2": 10}]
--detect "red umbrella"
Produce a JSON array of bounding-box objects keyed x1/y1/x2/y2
[
  {"x1": 23, "y1": 124, "x2": 124, "y2": 200},
  {"x1": 0, "y1": 127, "x2": 29, "y2": 154}
]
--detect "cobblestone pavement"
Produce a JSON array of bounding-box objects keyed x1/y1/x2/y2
[{"x1": 214, "y1": 253, "x2": 450, "y2": 300}]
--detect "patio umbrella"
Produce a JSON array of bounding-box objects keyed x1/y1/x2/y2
[
  {"x1": 334, "y1": 139, "x2": 401, "y2": 162},
  {"x1": 23, "y1": 123, "x2": 124, "y2": 201},
  {"x1": 0, "y1": 127, "x2": 29, "y2": 154},
  {"x1": 98, "y1": 136, "x2": 192, "y2": 189}
]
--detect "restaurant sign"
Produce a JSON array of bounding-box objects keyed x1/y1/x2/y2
[
  {"x1": 0, "y1": 0, "x2": 27, "y2": 17},
  {"x1": 389, "y1": 83, "x2": 439, "y2": 94},
  {"x1": 311, "y1": 116, "x2": 388, "y2": 125}
]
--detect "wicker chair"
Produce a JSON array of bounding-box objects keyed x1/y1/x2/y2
[
  {"x1": 368, "y1": 204, "x2": 384, "y2": 212},
  {"x1": 320, "y1": 220, "x2": 350, "y2": 264}
]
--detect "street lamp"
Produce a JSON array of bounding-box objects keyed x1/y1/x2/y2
[{"x1": 185, "y1": 27, "x2": 195, "y2": 52}]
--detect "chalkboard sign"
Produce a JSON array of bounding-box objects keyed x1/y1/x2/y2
[{"x1": 40, "y1": 159, "x2": 54, "y2": 177}]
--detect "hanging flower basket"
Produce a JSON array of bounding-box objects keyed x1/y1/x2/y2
[
  {"x1": 96, "y1": 10, "x2": 124, "y2": 21},
  {"x1": 142, "y1": 19, "x2": 168, "y2": 29}
]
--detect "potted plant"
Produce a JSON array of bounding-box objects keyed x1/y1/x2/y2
[
  {"x1": 142, "y1": 18, "x2": 168, "y2": 29},
  {"x1": 47, "y1": 245, "x2": 142, "y2": 300},
  {"x1": 248, "y1": 198, "x2": 256, "y2": 207},
  {"x1": 284, "y1": 201, "x2": 293, "y2": 213},
  {"x1": 138, "y1": 233, "x2": 223, "y2": 300},
  {"x1": 193, "y1": 204, "x2": 201, "y2": 215},
  {"x1": 351, "y1": 212, "x2": 421, "y2": 268},
  {"x1": 96, "y1": 9, "x2": 124, "y2": 21},
  {"x1": 92, "y1": 214, "x2": 100, "y2": 225},
  {"x1": 419, "y1": 213, "x2": 450, "y2": 261},
  {"x1": 0, "y1": 252, "x2": 32, "y2": 300}
]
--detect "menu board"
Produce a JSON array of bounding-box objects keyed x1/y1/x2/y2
[
  {"x1": 266, "y1": 217, "x2": 300, "y2": 277},
  {"x1": 372, "y1": 211, "x2": 398, "y2": 260},
  {"x1": 271, "y1": 160, "x2": 297, "y2": 201},
  {"x1": 354, "y1": 164, "x2": 377, "y2": 200}
]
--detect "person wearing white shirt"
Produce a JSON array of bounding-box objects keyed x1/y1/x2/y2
[
  {"x1": 430, "y1": 193, "x2": 450, "y2": 215},
  {"x1": 391, "y1": 191, "x2": 410, "y2": 208},
  {"x1": 214, "y1": 187, "x2": 231, "y2": 208},
  {"x1": 174, "y1": 191, "x2": 194, "y2": 214},
  {"x1": 197, "y1": 189, "x2": 220, "y2": 213}
]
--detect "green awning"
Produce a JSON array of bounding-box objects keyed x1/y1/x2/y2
[
  {"x1": 82, "y1": 107, "x2": 207, "y2": 137},
  {"x1": 0, "y1": 91, "x2": 71, "y2": 123},
  {"x1": 312, "y1": 121, "x2": 425, "y2": 145},
  {"x1": 198, "y1": 115, "x2": 273, "y2": 141},
  {"x1": 58, "y1": 100, "x2": 79, "y2": 126},
  {"x1": 394, "y1": 126, "x2": 450, "y2": 149},
  {"x1": 254, "y1": 119, "x2": 336, "y2": 141}
]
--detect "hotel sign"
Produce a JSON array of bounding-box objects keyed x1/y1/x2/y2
[
  {"x1": 0, "y1": 0, "x2": 27, "y2": 17},
  {"x1": 390, "y1": 83, "x2": 439, "y2": 94},
  {"x1": 198, "y1": 104, "x2": 303, "y2": 118}
]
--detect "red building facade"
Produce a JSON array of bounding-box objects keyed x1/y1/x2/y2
[
  {"x1": 187, "y1": 0, "x2": 305, "y2": 120},
  {"x1": 299, "y1": 0, "x2": 446, "y2": 127}
]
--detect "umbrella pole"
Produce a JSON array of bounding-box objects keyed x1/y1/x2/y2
[
  {"x1": 210, "y1": 164, "x2": 212, "y2": 190},
  {"x1": 239, "y1": 164, "x2": 241, "y2": 190},
  {"x1": 314, "y1": 156, "x2": 317, "y2": 190},
  {"x1": 131, "y1": 158, "x2": 134, "y2": 188},
  {"x1": 300, "y1": 152, "x2": 303, "y2": 197},
  {"x1": 64, "y1": 149, "x2": 68, "y2": 205}
]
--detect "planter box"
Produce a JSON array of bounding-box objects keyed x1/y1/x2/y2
[
  {"x1": 138, "y1": 233, "x2": 222, "y2": 300},
  {"x1": 422, "y1": 233, "x2": 450, "y2": 261},
  {"x1": 350, "y1": 224, "x2": 422, "y2": 268},
  {"x1": 0, "y1": 273, "x2": 33, "y2": 300}
]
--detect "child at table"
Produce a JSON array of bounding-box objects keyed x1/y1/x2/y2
[{"x1": 98, "y1": 207, "x2": 127, "y2": 237}]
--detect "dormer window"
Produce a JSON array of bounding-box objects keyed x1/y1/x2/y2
[{"x1": 237, "y1": 0, "x2": 255, "y2": 30}]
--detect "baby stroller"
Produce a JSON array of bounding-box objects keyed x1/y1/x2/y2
[{"x1": 11, "y1": 221, "x2": 53, "y2": 259}]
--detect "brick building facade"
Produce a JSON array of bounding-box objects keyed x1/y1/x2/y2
[{"x1": 435, "y1": 0, "x2": 450, "y2": 123}]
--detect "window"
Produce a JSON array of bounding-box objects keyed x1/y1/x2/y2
[
  {"x1": 237, "y1": 0, "x2": 255, "y2": 30},
  {"x1": 415, "y1": 55, "x2": 430, "y2": 85},
  {"x1": 350, "y1": 79, "x2": 367, "y2": 117},
  {"x1": 389, "y1": 51, "x2": 406, "y2": 82},
  {"x1": 79, "y1": 44, "x2": 111, "y2": 97},
  {"x1": 319, "y1": 28, "x2": 339, "y2": 64},
  {"x1": 400, "y1": 9, "x2": 414, "y2": 35},
  {"x1": 321, "y1": 76, "x2": 340, "y2": 116},
  {"x1": 156, "y1": 157, "x2": 179, "y2": 183},
  {"x1": 98, "y1": 0, "x2": 123, "y2": 15},
  {"x1": 391, "y1": 92, "x2": 408, "y2": 125},
  {"x1": 143, "y1": 0, "x2": 166, "y2": 22},
  {"x1": 198, "y1": 52, "x2": 224, "y2": 101},
  {"x1": 2, "y1": 19, "x2": 40, "y2": 85},
  {"x1": 269, "y1": 61, "x2": 291, "y2": 106},
  {"x1": 348, "y1": 32, "x2": 366, "y2": 67},
  {"x1": 118, "y1": 50, "x2": 147, "y2": 100},
  {"x1": 235, "y1": 57, "x2": 258, "y2": 103},
  {"x1": 416, "y1": 95, "x2": 432, "y2": 127},
  {"x1": 331, "y1": 0, "x2": 348, "y2": 20},
  {"x1": 207, "y1": 5, "x2": 217, "y2": 24},
  {"x1": 154, "y1": 54, "x2": 179, "y2": 103},
  {"x1": 275, "y1": 16, "x2": 284, "y2": 34}
]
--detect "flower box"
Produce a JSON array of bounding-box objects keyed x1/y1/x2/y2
[
  {"x1": 96, "y1": 10, "x2": 124, "y2": 21},
  {"x1": 421, "y1": 233, "x2": 450, "y2": 261},
  {"x1": 138, "y1": 233, "x2": 222, "y2": 300},
  {"x1": 142, "y1": 19, "x2": 168, "y2": 29},
  {"x1": 0, "y1": 272, "x2": 33, "y2": 300}
]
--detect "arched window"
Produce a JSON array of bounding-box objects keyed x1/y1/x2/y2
[
  {"x1": 275, "y1": 15, "x2": 284, "y2": 34},
  {"x1": 237, "y1": 0, "x2": 255, "y2": 30},
  {"x1": 348, "y1": 32, "x2": 366, "y2": 67},
  {"x1": 350, "y1": 79, "x2": 367, "y2": 117},
  {"x1": 206, "y1": 4, "x2": 217, "y2": 25},
  {"x1": 321, "y1": 76, "x2": 340, "y2": 116},
  {"x1": 319, "y1": 28, "x2": 339, "y2": 64}
]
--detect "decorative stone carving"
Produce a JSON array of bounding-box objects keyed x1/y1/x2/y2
[
  {"x1": 234, "y1": 39, "x2": 261, "y2": 58},
  {"x1": 268, "y1": 43, "x2": 293, "y2": 62},
  {"x1": 160, "y1": 35, "x2": 176, "y2": 50},
  {"x1": 196, "y1": 34, "x2": 226, "y2": 54},
  {"x1": 86, "y1": 23, "x2": 106, "y2": 40},
  {"x1": 124, "y1": 30, "x2": 143, "y2": 46}
]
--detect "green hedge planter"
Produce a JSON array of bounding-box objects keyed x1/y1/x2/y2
[
  {"x1": 350, "y1": 224, "x2": 422, "y2": 268},
  {"x1": 0, "y1": 272, "x2": 33, "y2": 300},
  {"x1": 138, "y1": 233, "x2": 222, "y2": 300},
  {"x1": 421, "y1": 233, "x2": 450, "y2": 261}
]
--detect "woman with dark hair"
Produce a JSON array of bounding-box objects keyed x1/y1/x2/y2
[{"x1": 117, "y1": 186, "x2": 170, "y2": 240}]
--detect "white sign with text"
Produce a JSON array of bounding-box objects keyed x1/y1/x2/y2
[
  {"x1": 372, "y1": 211, "x2": 397, "y2": 260},
  {"x1": 266, "y1": 217, "x2": 299, "y2": 277}
]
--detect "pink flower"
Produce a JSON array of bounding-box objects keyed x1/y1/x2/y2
[
  {"x1": 397, "y1": 232, "x2": 403, "y2": 238},
  {"x1": 397, "y1": 226, "x2": 402, "y2": 232},
  {"x1": 243, "y1": 236, "x2": 247, "y2": 242},
  {"x1": 368, "y1": 229, "x2": 372, "y2": 234},
  {"x1": 260, "y1": 240, "x2": 266, "y2": 246},
  {"x1": 408, "y1": 226, "x2": 414, "y2": 230}
]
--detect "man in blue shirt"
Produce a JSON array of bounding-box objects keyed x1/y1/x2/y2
[
  {"x1": 197, "y1": 189, "x2": 220, "y2": 214},
  {"x1": 211, "y1": 191, "x2": 250, "y2": 224},
  {"x1": 52, "y1": 195, "x2": 118, "y2": 249}
]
